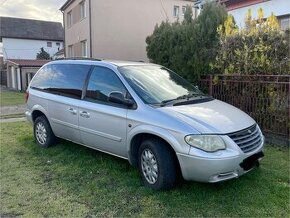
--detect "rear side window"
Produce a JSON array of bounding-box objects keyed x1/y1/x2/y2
[
  {"x1": 30, "y1": 64, "x2": 90, "y2": 99},
  {"x1": 30, "y1": 65, "x2": 54, "y2": 90},
  {"x1": 85, "y1": 66, "x2": 127, "y2": 104}
]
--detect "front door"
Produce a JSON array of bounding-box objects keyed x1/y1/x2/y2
[{"x1": 79, "y1": 66, "x2": 128, "y2": 157}]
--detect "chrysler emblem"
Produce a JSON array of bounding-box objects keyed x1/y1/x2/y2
[{"x1": 248, "y1": 129, "x2": 252, "y2": 134}]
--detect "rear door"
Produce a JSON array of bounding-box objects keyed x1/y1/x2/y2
[
  {"x1": 79, "y1": 66, "x2": 128, "y2": 157},
  {"x1": 47, "y1": 64, "x2": 91, "y2": 143}
]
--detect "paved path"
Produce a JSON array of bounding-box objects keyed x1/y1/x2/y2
[
  {"x1": 0, "y1": 104, "x2": 26, "y2": 116},
  {"x1": 0, "y1": 117, "x2": 27, "y2": 123}
]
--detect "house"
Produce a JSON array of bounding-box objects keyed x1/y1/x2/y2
[
  {"x1": 60, "y1": 0, "x2": 196, "y2": 61},
  {"x1": 195, "y1": 0, "x2": 289, "y2": 30},
  {"x1": 52, "y1": 48, "x2": 65, "y2": 60},
  {"x1": 0, "y1": 17, "x2": 64, "y2": 60},
  {"x1": 5, "y1": 59, "x2": 50, "y2": 91},
  {"x1": 222, "y1": 0, "x2": 290, "y2": 30}
]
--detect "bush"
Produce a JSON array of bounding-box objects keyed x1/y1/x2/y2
[
  {"x1": 214, "y1": 9, "x2": 290, "y2": 75},
  {"x1": 146, "y1": 2, "x2": 227, "y2": 83},
  {"x1": 36, "y1": 47, "x2": 50, "y2": 60}
]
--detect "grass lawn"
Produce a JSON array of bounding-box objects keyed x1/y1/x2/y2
[
  {"x1": 0, "y1": 91, "x2": 25, "y2": 107},
  {"x1": 0, "y1": 121, "x2": 289, "y2": 217}
]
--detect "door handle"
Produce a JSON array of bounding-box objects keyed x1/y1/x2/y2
[
  {"x1": 80, "y1": 111, "x2": 90, "y2": 118},
  {"x1": 68, "y1": 107, "x2": 77, "y2": 115}
]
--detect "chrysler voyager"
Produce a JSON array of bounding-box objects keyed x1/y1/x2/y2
[{"x1": 26, "y1": 59, "x2": 264, "y2": 190}]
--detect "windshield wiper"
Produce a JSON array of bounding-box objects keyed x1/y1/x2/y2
[{"x1": 160, "y1": 93, "x2": 203, "y2": 106}]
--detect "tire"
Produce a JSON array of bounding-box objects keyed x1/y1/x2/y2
[
  {"x1": 34, "y1": 116, "x2": 57, "y2": 148},
  {"x1": 138, "y1": 138, "x2": 178, "y2": 190}
]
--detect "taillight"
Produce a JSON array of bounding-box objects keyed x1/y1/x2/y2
[{"x1": 25, "y1": 90, "x2": 29, "y2": 103}]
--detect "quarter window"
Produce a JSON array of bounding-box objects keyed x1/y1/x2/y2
[
  {"x1": 30, "y1": 64, "x2": 90, "y2": 99},
  {"x1": 85, "y1": 67, "x2": 127, "y2": 105},
  {"x1": 30, "y1": 66, "x2": 54, "y2": 90}
]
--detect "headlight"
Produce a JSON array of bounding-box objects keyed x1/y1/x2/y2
[{"x1": 185, "y1": 135, "x2": 226, "y2": 152}]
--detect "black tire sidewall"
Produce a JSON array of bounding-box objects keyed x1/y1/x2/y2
[
  {"x1": 34, "y1": 116, "x2": 55, "y2": 148},
  {"x1": 138, "y1": 139, "x2": 177, "y2": 190}
]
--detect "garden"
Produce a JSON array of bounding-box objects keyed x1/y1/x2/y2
[
  {"x1": 0, "y1": 122, "x2": 289, "y2": 217},
  {"x1": 0, "y1": 1, "x2": 289, "y2": 217}
]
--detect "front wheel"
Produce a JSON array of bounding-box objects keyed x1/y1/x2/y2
[{"x1": 138, "y1": 139, "x2": 178, "y2": 190}]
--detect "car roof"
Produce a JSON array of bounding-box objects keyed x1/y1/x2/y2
[{"x1": 50, "y1": 58, "x2": 156, "y2": 67}]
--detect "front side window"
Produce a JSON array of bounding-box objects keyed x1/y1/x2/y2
[
  {"x1": 85, "y1": 67, "x2": 127, "y2": 105},
  {"x1": 119, "y1": 65, "x2": 203, "y2": 104}
]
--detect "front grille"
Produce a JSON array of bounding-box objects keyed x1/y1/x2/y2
[{"x1": 228, "y1": 124, "x2": 262, "y2": 153}]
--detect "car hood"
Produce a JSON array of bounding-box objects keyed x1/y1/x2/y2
[{"x1": 158, "y1": 99, "x2": 255, "y2": 134}]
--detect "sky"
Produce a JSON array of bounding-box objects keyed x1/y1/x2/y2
[{"x1": 0, "y1": 0, "x2": 66, "y2": 23}]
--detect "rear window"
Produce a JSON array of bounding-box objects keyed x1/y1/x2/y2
[{"x1": 30, "y1": 64, "x2": 91, "y2": 99}]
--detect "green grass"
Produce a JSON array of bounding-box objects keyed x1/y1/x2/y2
[
  {"x1": 0, "y1": 122, "x2": 289, "y2": 217},
  {"x1": 0, "y1": 91, "x2": 25, "y2": 106}
]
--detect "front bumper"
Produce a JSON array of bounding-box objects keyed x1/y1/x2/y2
[{"x1": 177, "y1": 141, "x2": 264, "y2": 183}]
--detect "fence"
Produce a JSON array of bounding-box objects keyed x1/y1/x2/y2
[{"x1": 199, "y1": 75, "x2": 290, "y2": 144}]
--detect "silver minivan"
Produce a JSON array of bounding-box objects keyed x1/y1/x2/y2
[{"x1": 26, "y1": 59, "x2": 264, "y2": 190}]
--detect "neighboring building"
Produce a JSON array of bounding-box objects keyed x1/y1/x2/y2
[
  {"x1": 195, "y1": 0, "x2": 289, "y2": 30},
  {"x1": 0, "y1": 17, "x2": 64, "y2": 60},
  {"x1": 223, "y1": 0, "x2": 290, "y2": 30},
  {"x1": 52, "y1": 48, "x2": 65, "y2": 60},
  {"x1": 6, "y1": 59, "x2": 49, "y2": 91},
  {"x1": 60, "y1": 0, "x2": 196, "y2": 61}
]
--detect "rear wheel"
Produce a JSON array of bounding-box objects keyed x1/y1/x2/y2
[
  {"x1": 34, "y1": 116, "x2": 57, "y2": 148},
  {"x1": 138, "y1": 138, "x2": 178, "y2": 190}
]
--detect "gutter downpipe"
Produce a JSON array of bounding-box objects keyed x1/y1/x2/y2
[{"x1": 89, "y1": 0, "x2": 92, "y2": 58}]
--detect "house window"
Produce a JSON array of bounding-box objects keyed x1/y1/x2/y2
[
  {"x1": 56, "y1": 42, "x2": 60, "y2": 47},
  {"x1": 67, "y1": 10, "x2": 73, "y2": 27},
  {"x1": 80, "y1": 1, "x2": 86, "y2": 19},
  {"x1": 173, "y1": 6, "x2": 180, "y2": 17},
  {"x1": 279, "y1": 16, "x2": 290, "y2": 31},
  {"x1": 68, "y1": 45, "x2": 73, "y2": 57},
  {"x1": 182, "y1": 6, "x2": 186, "y2": 16},
  {"x1": 47, "y1": 42, "x2": 52, "y2": 47},
  {"x1": 81, "y1": 40, "x2": 87, "y2": 57}
]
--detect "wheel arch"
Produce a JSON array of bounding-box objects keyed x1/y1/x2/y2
[
  {"x1": 127, "y1": 126, "x2": 184, "y2": 176},
  {"x1": 31, "y1": 105, "x2": 49, "y2": 122}
]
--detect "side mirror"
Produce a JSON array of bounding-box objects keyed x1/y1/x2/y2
[{"x1": 109, "y1": 91, "x2": 134, "y2": 107}]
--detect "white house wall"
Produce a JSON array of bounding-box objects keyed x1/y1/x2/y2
[
  {"x1": 2, "y1": 38, "x2": 63, "y2": 60},
  {"x1": 229, "y1": 0, "x2": 290, "y2": 27}
]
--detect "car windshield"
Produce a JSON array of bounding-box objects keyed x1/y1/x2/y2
[{"x1": 118, "y1": 65, "x2": 204, "y2": 105}]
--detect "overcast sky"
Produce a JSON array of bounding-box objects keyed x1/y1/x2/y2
[{"x1": 0, "y1": 0, "x2": 66, "y2": 23}]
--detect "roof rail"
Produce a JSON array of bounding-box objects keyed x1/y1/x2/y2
[{"x1": 55, "y1": 57, "x2": 102, "y2": 61}]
